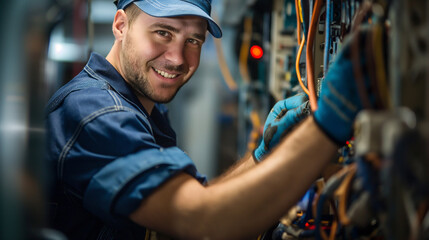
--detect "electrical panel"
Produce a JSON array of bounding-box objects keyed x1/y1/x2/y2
[{"x1": 245, "y1": 0, "x2": 429, "y2": 239}]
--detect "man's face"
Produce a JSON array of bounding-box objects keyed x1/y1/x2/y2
[{"x1": 119, "y1": 11, "x2": 207, "y2": 103}]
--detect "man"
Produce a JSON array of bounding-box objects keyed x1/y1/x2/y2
[{"x1": 46, "y1": 0, "x2": 366, "y2": 239}]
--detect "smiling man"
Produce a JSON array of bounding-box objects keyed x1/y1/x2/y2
[
  {"x1": 45, "y1": 0, "x2": 367, "y2": 239},
  {"x1": 46, "y1": 1, "x2": 223, "y2": 238},
  {"x1": 108, "y1": 1, "x2": 211, "y2": 112}
]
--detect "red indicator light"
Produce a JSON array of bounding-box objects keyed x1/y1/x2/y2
[{"x1": 250, "y1": 45, "x2": 263, "y2": 59}]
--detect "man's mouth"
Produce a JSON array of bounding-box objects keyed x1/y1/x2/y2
[{"x1": 153, "y1": 67, "x2": 178, "y2": 79}]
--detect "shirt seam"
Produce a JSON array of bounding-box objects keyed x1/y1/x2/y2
[
  {"x1": 84, "y1": 64, "x2": 147, "y2": 117},
  {"x1": 57, "y1": 105, "x2": 148, "y2": 182}
]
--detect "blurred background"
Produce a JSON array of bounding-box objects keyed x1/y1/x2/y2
[{"x1": 1, "y1": 0, "x2": 428, "y2": 239}]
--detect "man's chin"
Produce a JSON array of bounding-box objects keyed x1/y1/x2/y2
[
  {"x1": 154, "y1": 86, "x2": 184, "y2": 103},
  {"x1": 150, "y1": 93, "x2": 177, "y2": 104}
]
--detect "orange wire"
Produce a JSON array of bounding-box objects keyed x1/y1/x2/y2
[
  {"x1": 239, "y1": 16, "x2": 253, "y2": 84},
  {"x1": 212, "y1": 11, "x2": 238, "y2": 91},
  {"x1": 214, "y1": 37, "x2": 238, "y2": 91},
  {"x1": 247, "y1": 110, "x2": 262, "y2": 152},
  {"x1": 296, "y1": 36, "x2": 310, "y2": 95},
  {"x1": 306, "y1": 0, "x2": 323, "y2": 111},
  {"x1": 295, "y1": 0, "x2": 301, "y2": 44}
]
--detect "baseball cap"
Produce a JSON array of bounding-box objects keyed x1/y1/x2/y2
[{"x1": 114, "y1": 0, "x2": 222, "y2": 38}]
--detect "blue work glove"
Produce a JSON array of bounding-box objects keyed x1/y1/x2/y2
[
  {"x1": 253, "y1": 93, "x2": 310, "y2": 162},
  {"x1": 314, "y1": 28, "x2": 372, "y2": 144}
]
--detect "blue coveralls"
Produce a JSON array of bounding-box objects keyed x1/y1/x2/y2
[{"x1": 46, "y1": 52, "x2": 206, "y2": 239}]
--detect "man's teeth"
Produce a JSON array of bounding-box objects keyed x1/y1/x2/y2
[{"x1": 154, "y1": 68, "x2": 178, "y2": 79}]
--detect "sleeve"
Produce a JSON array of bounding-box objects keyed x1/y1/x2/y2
[
  {"x1": 62, "y1": 107, "x2": 206, "y2": 225},
  {"x1": 83, "y1": 147, "x2": 205, "y2": 224}
]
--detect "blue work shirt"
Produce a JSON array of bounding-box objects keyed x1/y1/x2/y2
[{"x1": 46, "y1": 52, "x2": 207, "y2": 239}]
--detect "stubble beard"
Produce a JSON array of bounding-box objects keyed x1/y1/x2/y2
[{"x1": 120, "y1": 37, "x2": 183, "y2": 104}]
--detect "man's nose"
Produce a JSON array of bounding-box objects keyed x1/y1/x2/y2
[{"x1": 164, "y1": 42, "x2": 186, "y2": 66}]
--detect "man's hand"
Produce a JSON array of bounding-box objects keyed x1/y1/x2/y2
[
  {"x1": 314, "y1": 27, "x2": 372, "y2": 144},
  {"x1": 253, "y1": 94, "x2": 310, "y2": 162}
]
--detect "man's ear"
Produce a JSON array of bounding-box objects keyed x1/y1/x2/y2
[{"x1": 112, "y1": 9, "x2": 128, "y2": 41}]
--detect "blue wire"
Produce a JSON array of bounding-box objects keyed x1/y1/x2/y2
[{"x1": 323, "y1": 0, "x2": 332, "y2": 75}]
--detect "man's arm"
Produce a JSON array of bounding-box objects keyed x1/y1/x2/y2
[
  {"x1": 130, "y1": 117, "x2": 337, "y2": 240},
  {"x1": 130, "y1": 27, "x2": 369, "y2": 239},
  {"x1": 208, "y1": 152, "x2": 255, "y2": 185},
  {"x1": 209, "y1": 94, "x2": 310, "y2": 185}
]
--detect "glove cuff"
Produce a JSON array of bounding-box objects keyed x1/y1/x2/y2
[
  {"x1": 252, "y1": 150, "x2": 261, "y2": 163},
  {"x1": 252, "y1": 146, "x2": 266, "y2": 163},
  {"x1": 313, "y1": 96, "x2": 354, "y2": 145},
  {"x1": 312, "y1": 115, "x2": 344, "y2": 146}
]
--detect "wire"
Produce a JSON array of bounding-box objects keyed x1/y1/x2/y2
[
  {"x1": 323, "y1": 0, "x2": 332, "y2": 76},
  {"x1": 335, "y1": 165, "x2": 357, "y2": 226},
  {"x1": 373, "y1": 20, "x2": 391, "y2": 108},
  {"x1": 239, "y1": 16, "x2": 253, "y2": 84},
  {"x1": 144, "y1": 229, "x2": 150, "y2": 240},
  {"x1": 247, "y1": 110, "x2": 262, "y2": 152},
  {"x1": 295, "y1": 0, "x2": 302, "y2": 44},
  {"x1": 305, "y1": 0, "x2": 323, "y2": 111},
  {"x1": 364, "y1": 27, "x2": 382, "y2": 108},
  {"x1": 298, "y1": 0, "x2": 303, "y2": 25},
  {"x1": 213, "y1": 36, "x2": 238, "y2": 91},
  {"x1": 296, "y1": 36, "x2": 310, "y2": 95},
  {"x1": 294, "y1": 0, "x2": 309, "y2": 96},
  {"x1": 205, "y1": 11, "x2": 238, "y2": 91},
  {"x1": 211, "y1": 11, "x2": 238, "y2": 91},
  {"x1": 350, "y1": 2, "x2": 373, "y2": 109}
]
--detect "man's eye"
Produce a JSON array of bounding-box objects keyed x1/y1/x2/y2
[
  {"x1": 187, "y1": 39, "x2": 200, "y2": 46},
  {"x1": 156, "y1": 31, "x2": 170, "y2": 37}
]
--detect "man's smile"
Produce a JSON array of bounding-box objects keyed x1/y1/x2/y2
[{"x1": 152, "y1": 67, "x2": 179, "y2": 79}]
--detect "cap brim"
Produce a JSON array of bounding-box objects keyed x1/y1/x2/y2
[{"x1": 133, "y1": 0, "x2": 222, "y2": 38}]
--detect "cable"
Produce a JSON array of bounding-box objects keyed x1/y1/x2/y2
[
  {"x1": 364, "y1": 27, "x2": 382, "y2": 108},
  {"x1": 372, "y1": 15, "x2": 391, "y2": 108},
  {"x1": 211, "y1": 11, "x2": 238, "y2": 91},
  {"x1": 323, "y1": 0, "x2": 332, "y2": 76},
  {"x1": 214, "y1": 35, "x2": 238, "y2": 91},
  {"x1": 305, "y1": 0, "x2": 323, "y2": 111},
  {"x1": 294, "y1": 0, "x2": 309, "y2": 96},
  {"x1": 335, "y1": 165, "x2": 357, "y2": 226},
  {"x1": 350, "y1": 2, "x2": 373, "y2": 109},
  {"x1": 247, "y1": 110, "x2": 262, "y2": 152},
  {"x1": 144, "y1": 229, "x2": 150, "y2": 240},
  {"x1": 295, "y1": 0, "x2": 302, "y2": 44},
  {"x1": 298, "y1": 0, "x2": 304, "y2": 26},
  {"x1": 296, "y1": 36, "x2": 310, "y2": 95},
  {"x1": 239, "y1": 16, "x2": 253, "y2": 84},
  {"x1": 214, "y1": 36, "x2": 238, "y2": 91}
]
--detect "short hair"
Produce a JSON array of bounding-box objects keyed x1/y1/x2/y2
[{"x1": 124, "y1": 3, "x2": 141, "y2": 27}]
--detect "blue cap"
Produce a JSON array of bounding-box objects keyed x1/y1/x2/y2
[{"x1": 114, "y1": 0, "x2": 222, "y2": 38}]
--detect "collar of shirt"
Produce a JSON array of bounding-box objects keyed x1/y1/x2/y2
[
  {"x1": 86, "y1": 52, "x2": 177, "y2": 146},
  {"x1": 86, "y1": 52, "x2": 151, "y2": 116}
]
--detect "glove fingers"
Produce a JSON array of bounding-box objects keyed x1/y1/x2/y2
[
  {"x1": 283, "y1": 93, "x2": 309, "y2": 110},
  {"x1": 270, "y1": 94, "x2": 308, "y2": 122},
  {"x1": 263, "y1": 124, "x2": 278, "y2": 150},
  {"x1": 272, "y1": 103, "x2": 309, "y2": 147},
  {"x1": 284, "y1": 100, "x2": 311, "y2": 124}
]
